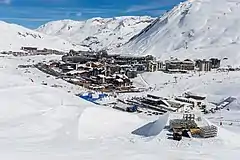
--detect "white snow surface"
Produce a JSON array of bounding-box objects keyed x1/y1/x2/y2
[
  {"x1": 119, "y1": 0, "x2": 240, "y2": 65},
  {"x1": 36, "y1": 16, "x2": 154, "y2": 51},
  {"x1": 1, "y1": 54, "x2": 240, "y2": 159},
  {"x1": 0, "y1": 21, "x2": 88, "y2": 52}
]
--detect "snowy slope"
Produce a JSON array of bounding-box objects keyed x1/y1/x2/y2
[
  {"x1": 120, "y1": 0, "x2": 240, "y2": 64},
  {"x1": 133, "y1": 69, "x2": 240, "y2": 137},
  {"x1": 1, "y1": 54, "x2": 240, "y2": 159},
  {"x1": 0, "y1": 21, "x2": 88, "y2": 52},
  {"x1": 36, "y1": 16, "x2": 154, "y2": 51}
]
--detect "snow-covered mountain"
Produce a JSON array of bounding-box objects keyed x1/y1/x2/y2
[
  {"x1": 0, "y1": 21, "x2": 88, "y2": 52},
  {"x1": 36, "y1": 16, "x2": 155, "y2": 51},
  {"x1": 120, "y1": 0, "x2": 240, "y2": 65}
]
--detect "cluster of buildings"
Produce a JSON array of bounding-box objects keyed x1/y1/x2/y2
[
  {"x1": 195, "y1": 58, "x2": 221, "y2": 71},
  {"x1": 144, "y1": 58, "x2": 221, "y2": 73},
  {"x1": 41, "y1": 50, "x2": 157, "y2": 92},
  {"x1": 62, "y1": 50, "x2": 156, "y2": 76},
  {"x1": 124, "y1": 92, "x2": 206, "y2": 115},
  {"x1": 114, "y1": 92, "x2": 218, "y2": 140},
  {"x1": 149, "y1": 58, "x2": 221, "y2": 73},
  {"x1": 36, "y1": 48, "x2": 222, "y2": 92},
  {"x1": 3, "y1": 46, "x2": 221, "y2": 73},
  {"x1": 10, "y1": 45, "x2": 220, "y2": 93},
  {"x1": 1, "y1": 46, "x2": 64, "y2": 56},
  {"x1": 0, "y1": 45, "x2": 222, "y2": 73},
  {"x1": 169, "y1": 114, "x2": 218, "y2": 141}
]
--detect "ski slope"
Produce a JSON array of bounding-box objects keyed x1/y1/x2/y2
[
  {"x1": 120, "y1": 0, "x2": 240, "y2": 65},
  {"x1": 0, "y1": 54, "x2": 240, "y2": 159},
  {"x1": 133, "y1": 71, "x2": 240, "y2": 101},
  {"x1": 0, "y1": 21, "x2": 88, "y2": 52}
]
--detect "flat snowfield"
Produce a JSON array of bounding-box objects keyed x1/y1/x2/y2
[{"x1": 0, "y1": 55, "x2": 240, "y2": 159}]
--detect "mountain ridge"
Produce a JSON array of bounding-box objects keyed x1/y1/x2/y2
[
  {"x1": 0, "y1": 20, "x2": 88, "y2": 52},
  {"x1": 118, "y1": 0, "x2": 240, "y2": 65},
  {"x1": 36, "y1": 16, "x2": 155, "y2": 51}
]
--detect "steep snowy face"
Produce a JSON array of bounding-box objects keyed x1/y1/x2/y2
[
  {"x1": 0, "y1": 21, "x2": 88, "y2": 52},
  {"x1": 121, "y1": 0, "x2": 240, "y2": 64},
  {"x1": 36, "y1": 16, "x2": 155, "y2": 51}
]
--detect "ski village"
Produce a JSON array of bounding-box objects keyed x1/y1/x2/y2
[
  {"x1": 1, "y1": 0, "x2": 240, "y2": 159},
  {"x1": 3, "y1": 44, "x2": 237, "y2": 141}
]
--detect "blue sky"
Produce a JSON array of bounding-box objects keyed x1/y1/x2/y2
[{"x1": 0, "y1": 0, "x2": 183, "y2": 28}]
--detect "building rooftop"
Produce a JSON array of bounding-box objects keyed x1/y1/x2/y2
[
  {"x1": 67, "y1": 70, "x2": 88, "y2": 75},
  {"x1": 97, "y1": 74, "x2": 106, "y2": 78},
  {"x1": 115, "y1": 79, "x2": 124, "y2": 83}
]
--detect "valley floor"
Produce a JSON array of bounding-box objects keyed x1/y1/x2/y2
[{"x1": 0, "y1": 54, "x2": 240, "y2": 159}]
